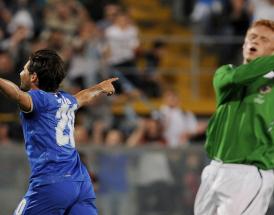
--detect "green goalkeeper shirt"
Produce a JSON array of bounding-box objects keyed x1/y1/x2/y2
[{"x1": 205, "y1": 55, "x2": 274, "y2": 170}]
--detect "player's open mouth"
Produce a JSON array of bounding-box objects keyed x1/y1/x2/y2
[{"x1": 249, "y1": 47, "x2": 257, "y2": 52}]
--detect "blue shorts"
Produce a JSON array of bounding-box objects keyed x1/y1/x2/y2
[{"x1": 14, "y1": 180, "x2": 97, "y2": 215}]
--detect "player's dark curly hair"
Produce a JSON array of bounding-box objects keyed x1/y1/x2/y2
[{"x1": 28, "y1": 49, "x2": 65, "y2": 92}]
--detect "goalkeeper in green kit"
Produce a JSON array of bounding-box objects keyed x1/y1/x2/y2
[{"x1": 194, "y1": 19, "x2": 274, "y2": 215}]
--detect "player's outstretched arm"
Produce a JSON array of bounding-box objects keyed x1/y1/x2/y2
[
  {"x1": 0, "y1": 78, "x2": 32, "y2": 112},
  {"x1": 75, "y1": 77, "x2": 118, "y2": 108}
]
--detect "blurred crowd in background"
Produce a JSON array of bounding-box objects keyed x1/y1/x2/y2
[{"x1": 0, "y1": 0, "x2": 274, "y2": 148}]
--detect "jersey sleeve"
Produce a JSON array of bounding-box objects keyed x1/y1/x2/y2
[
  {"x1": 214, "y1": 55, "x2": 274, "y2": 89},
  {"x1": 213, "y1": 55, "x2": 274, "y2": 105},
  {"x1": 71, "y1": 94, "x2": 79, "y2": 110},
  {"x1": 27, "y1": 90, "x2": 48, "y2": 113}
]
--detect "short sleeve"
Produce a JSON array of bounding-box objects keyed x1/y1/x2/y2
[{"x1": 27, "y1": 90, "x2": 48, "y2": 113}]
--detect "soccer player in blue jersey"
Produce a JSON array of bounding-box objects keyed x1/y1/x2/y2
[{"x1": 0, "y1": 49, "x2": 118, "y2": 215}]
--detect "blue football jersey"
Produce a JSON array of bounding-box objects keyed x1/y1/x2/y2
[{"x1": 20, "y1": 90, "x2": 90, "y2": 187}]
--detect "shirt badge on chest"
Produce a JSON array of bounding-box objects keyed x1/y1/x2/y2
[{"x1": 259, "y1": 85, "x2": 272, "y2": 94}]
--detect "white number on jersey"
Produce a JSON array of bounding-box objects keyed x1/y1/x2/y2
[{"x1": 55, "y1": 98, "x2": 77, "y2": 147}]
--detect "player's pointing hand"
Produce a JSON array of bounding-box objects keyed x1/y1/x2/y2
[{"x1": 98, "y1": 77, "x2": 119, "y2": 96}]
